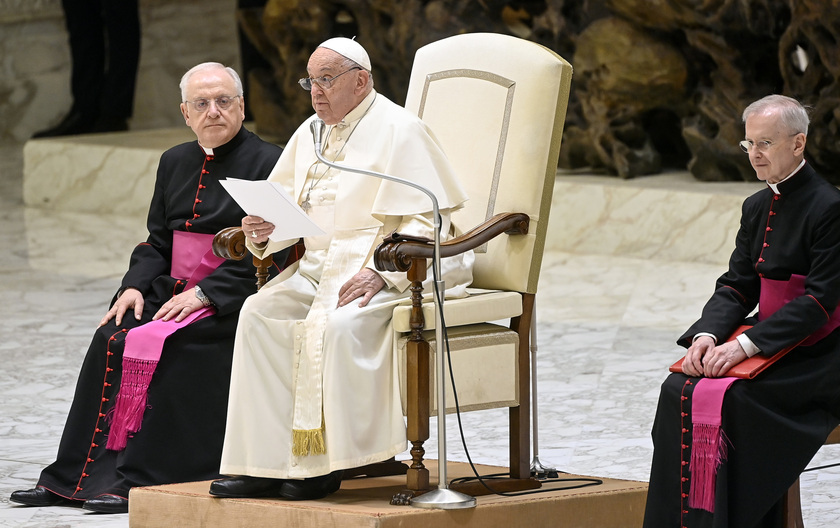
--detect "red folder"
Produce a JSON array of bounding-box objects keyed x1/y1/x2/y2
[{"x1": 669, "y1": 325, "x2": 795, "y2": 379}]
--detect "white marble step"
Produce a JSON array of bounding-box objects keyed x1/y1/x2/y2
[
  {"x1": 23, "y1": 128, "x2": 195, "y2": 216},
  {"x1": 22, "y1": 129, "x2": 765, "y2": 280}
]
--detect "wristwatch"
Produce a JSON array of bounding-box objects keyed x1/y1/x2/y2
[{"x1": 194, "y1": 285, "x2": 213, "y2": 307}]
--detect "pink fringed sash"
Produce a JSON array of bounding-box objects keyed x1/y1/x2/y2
[
  {"x1": 688, "y1": 376, "x2": 738, "y2": 512},
  {"x1": 106, "y1": 231, "x2": 225, "y2": 451}
]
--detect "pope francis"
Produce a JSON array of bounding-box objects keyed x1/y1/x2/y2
[{"x1": 209, "y1": 37, "x2": 474, "y2": 500}]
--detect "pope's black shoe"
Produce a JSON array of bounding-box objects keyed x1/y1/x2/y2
[
  {"x1": 9, "y1": 487, "x2": 73, "y2": 507},
  {"x1": 280, "y1": 470, "x2": 344, "y2": 500},
  {"x1": 209, "y1": 475, "x2": 287, "y2": 498},
  {"x1": 82, "y1": 494, "x2": 128, "y2": 514}
]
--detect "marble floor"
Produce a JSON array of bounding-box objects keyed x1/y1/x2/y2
[{"x1": 1, "y1": 140, "x2": 839, "y2": 527}]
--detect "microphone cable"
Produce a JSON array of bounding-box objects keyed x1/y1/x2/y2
[
  {"x1": 429, "y1": 243, "x2": 603, "y2": 498},
  {"x1": 803, "y1": 461, "x2": 840, "y2": 472}
]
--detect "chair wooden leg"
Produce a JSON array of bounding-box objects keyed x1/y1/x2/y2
[
  {"x1": 509, "y1": 292, "x2": 535, "y2": 480},
  {"x1": 449, "y1": 293, "x2": 540, "y2": 498},
  {"x1": 391, "y1": 260, "x2": 431, "y2": 506},
  {"x1": 782, "y1": 478, "x2": 805, "y2": 528},
  {"x1": 403, "y1": 337, "x2": 430, "y2": 493}
]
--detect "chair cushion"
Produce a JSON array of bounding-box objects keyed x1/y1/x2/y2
[
  {"x1": 397, "y1": 322, "x2": 519, "y2": 415},
  {"x1": 390, "y1": 290, "x2": 522, "y2": 333}
]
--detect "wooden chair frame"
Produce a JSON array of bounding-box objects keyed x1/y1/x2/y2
[
  {"x1": 783, "y1": 425, "x2": 840, "y2": 527},
  {"x1": 373, "y1": 212, "x2": 538, "y2": 501}
]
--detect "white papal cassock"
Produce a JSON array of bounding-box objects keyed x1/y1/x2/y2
[{"x1": 220, "y1": 90, "x2": 474, "y2": 479}]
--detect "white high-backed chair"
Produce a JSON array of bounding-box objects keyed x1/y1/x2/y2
[
  {"x1": 373, "y1": 32, "x2": 573, "y2": 502},
  {"x1": 214, "y1": 32, "x2": 573, "y2": 504}
]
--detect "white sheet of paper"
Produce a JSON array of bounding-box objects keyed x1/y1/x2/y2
[{"x1": 220, "y1": 178, "x2": 325, "y2": 241}]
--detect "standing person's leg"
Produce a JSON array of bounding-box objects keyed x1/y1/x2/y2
[
  {"x1": 33, "y1": 0, "x2": 105, "y2": 137},
  {"x1": 236, "y1": 0, "x2": 270, "y2": 121},
  {"x1": 98, "y1": 0, "x2": 140, "y2": 131}
]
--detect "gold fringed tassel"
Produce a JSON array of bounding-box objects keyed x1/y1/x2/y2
[{"x1": 292, "y1": 426, "x2": 326, "y2": 456}]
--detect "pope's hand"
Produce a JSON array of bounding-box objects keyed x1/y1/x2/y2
[
  {"x1": 338, "y1": 268, "x2": 386, "y2": 308},
  {"x1": 242, "y1": 215, "x2": 274, "y2": 244}
]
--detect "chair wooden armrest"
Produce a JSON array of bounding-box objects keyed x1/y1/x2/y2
[
  {"x1": 212, "y1": 227, "x2": 274, "y2": 289},
  {"x1": 374, "y1": 212, "x2": 530, "y2": 272},
  {"x1": 212, "y1": 227, "x2": 305, "y2": 290},
  {"x1": 213, "y1": 226, "x2": 249, "y2": 260}
]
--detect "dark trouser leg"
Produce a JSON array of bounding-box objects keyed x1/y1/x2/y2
[
  {"x1": 61, "y1": 0, "x2": 105, "y2": 120},
  {"x1": 100, "y1": 0, "x2": 140, "y2": 122}
]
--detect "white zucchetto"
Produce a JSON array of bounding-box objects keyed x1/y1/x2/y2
[{"x1": 318, "y1": 37, "x2": 372, "y2": 71}]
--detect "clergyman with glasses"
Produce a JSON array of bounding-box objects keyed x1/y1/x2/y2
[
  {"x1": 209, "y1": 37, "x2": 474, "y2": 501},
  {"x1": 9, "y1": 62, "x2": 285, "y2": 514},
  {"x1": 643, "y1": 94, "x2": 840, "y2": 526}
]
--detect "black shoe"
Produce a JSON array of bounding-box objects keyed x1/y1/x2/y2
[
  {"x1": 209, "y1": 475, "x2": 287, "y2": 498},
  {"x1": 32, "y1": 111, "x2": 97, "y2": 138},
  {"x1": 280, "y1": 470, "x2": 344, "y2": 500},
  {"x1": 10, "y1": 487, "x2": 72, "y2": 507},
  {"x1": 82, "y1": 494, "x2": 128, "y2": 514}
]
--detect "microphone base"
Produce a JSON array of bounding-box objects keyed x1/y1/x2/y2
[{"x1": 410, "y1": 488, "x2": 476, "y2": 509}]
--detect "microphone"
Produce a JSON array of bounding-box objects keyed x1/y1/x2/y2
[
  {"x1": 307, "y1": 117, "x2": 475, "y2": 509},
  {"x1": 308, "y1": 118, "x2": 440, "y2": 218},
  {"x1": 310, "y1": 119, "x2": 325, "y2": 154}
]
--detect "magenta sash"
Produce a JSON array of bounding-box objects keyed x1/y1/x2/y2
[
  {"x1": 106, "y1": 231, "x2": 225, "y2": 451},
  {"x1": 758, "y1": 274, "x2": 840, "y2": 345},
  {"x1": 688, "y1": 377, "x2": 737, "y2": 512}
]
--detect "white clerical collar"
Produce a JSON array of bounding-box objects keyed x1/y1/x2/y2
[
  {"x1": 767, "y1": 159, "x2": 805, "y2": 194},
  {"x1": 335, "y1": 90, "x2": 377, "y2": 129},
  {"x1": 201, "y1": 145, "x2": 214, "y2": 156}
]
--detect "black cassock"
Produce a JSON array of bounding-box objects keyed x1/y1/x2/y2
[
  {"x1": 37, "y1": 126, "x2": 286, "y2": 501},
  {"x1": 644, "y1": 164, "x2": 840, "y2": 528}
]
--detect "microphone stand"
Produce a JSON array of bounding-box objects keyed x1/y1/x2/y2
[{"x1": 310, "y1": 120, "x2": 475, "y2": 509}]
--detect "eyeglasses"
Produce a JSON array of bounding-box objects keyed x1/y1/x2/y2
[
  {"x1": 739, "y1": 140, "x2": 773, "y2": 153},
  {"x1": 298, "y1": 67, "x2": 361, "y2": 91},
  {"x1": 183, "y1": 95, "x2": 241, "y2": 112},
  {"x1": 739, "y1": 133, "x2": 800, "y2": 153}
]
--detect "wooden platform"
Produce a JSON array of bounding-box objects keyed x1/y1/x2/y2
[{"x1": 129, "y1": 461, "x2": 648, "y2": 528}]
